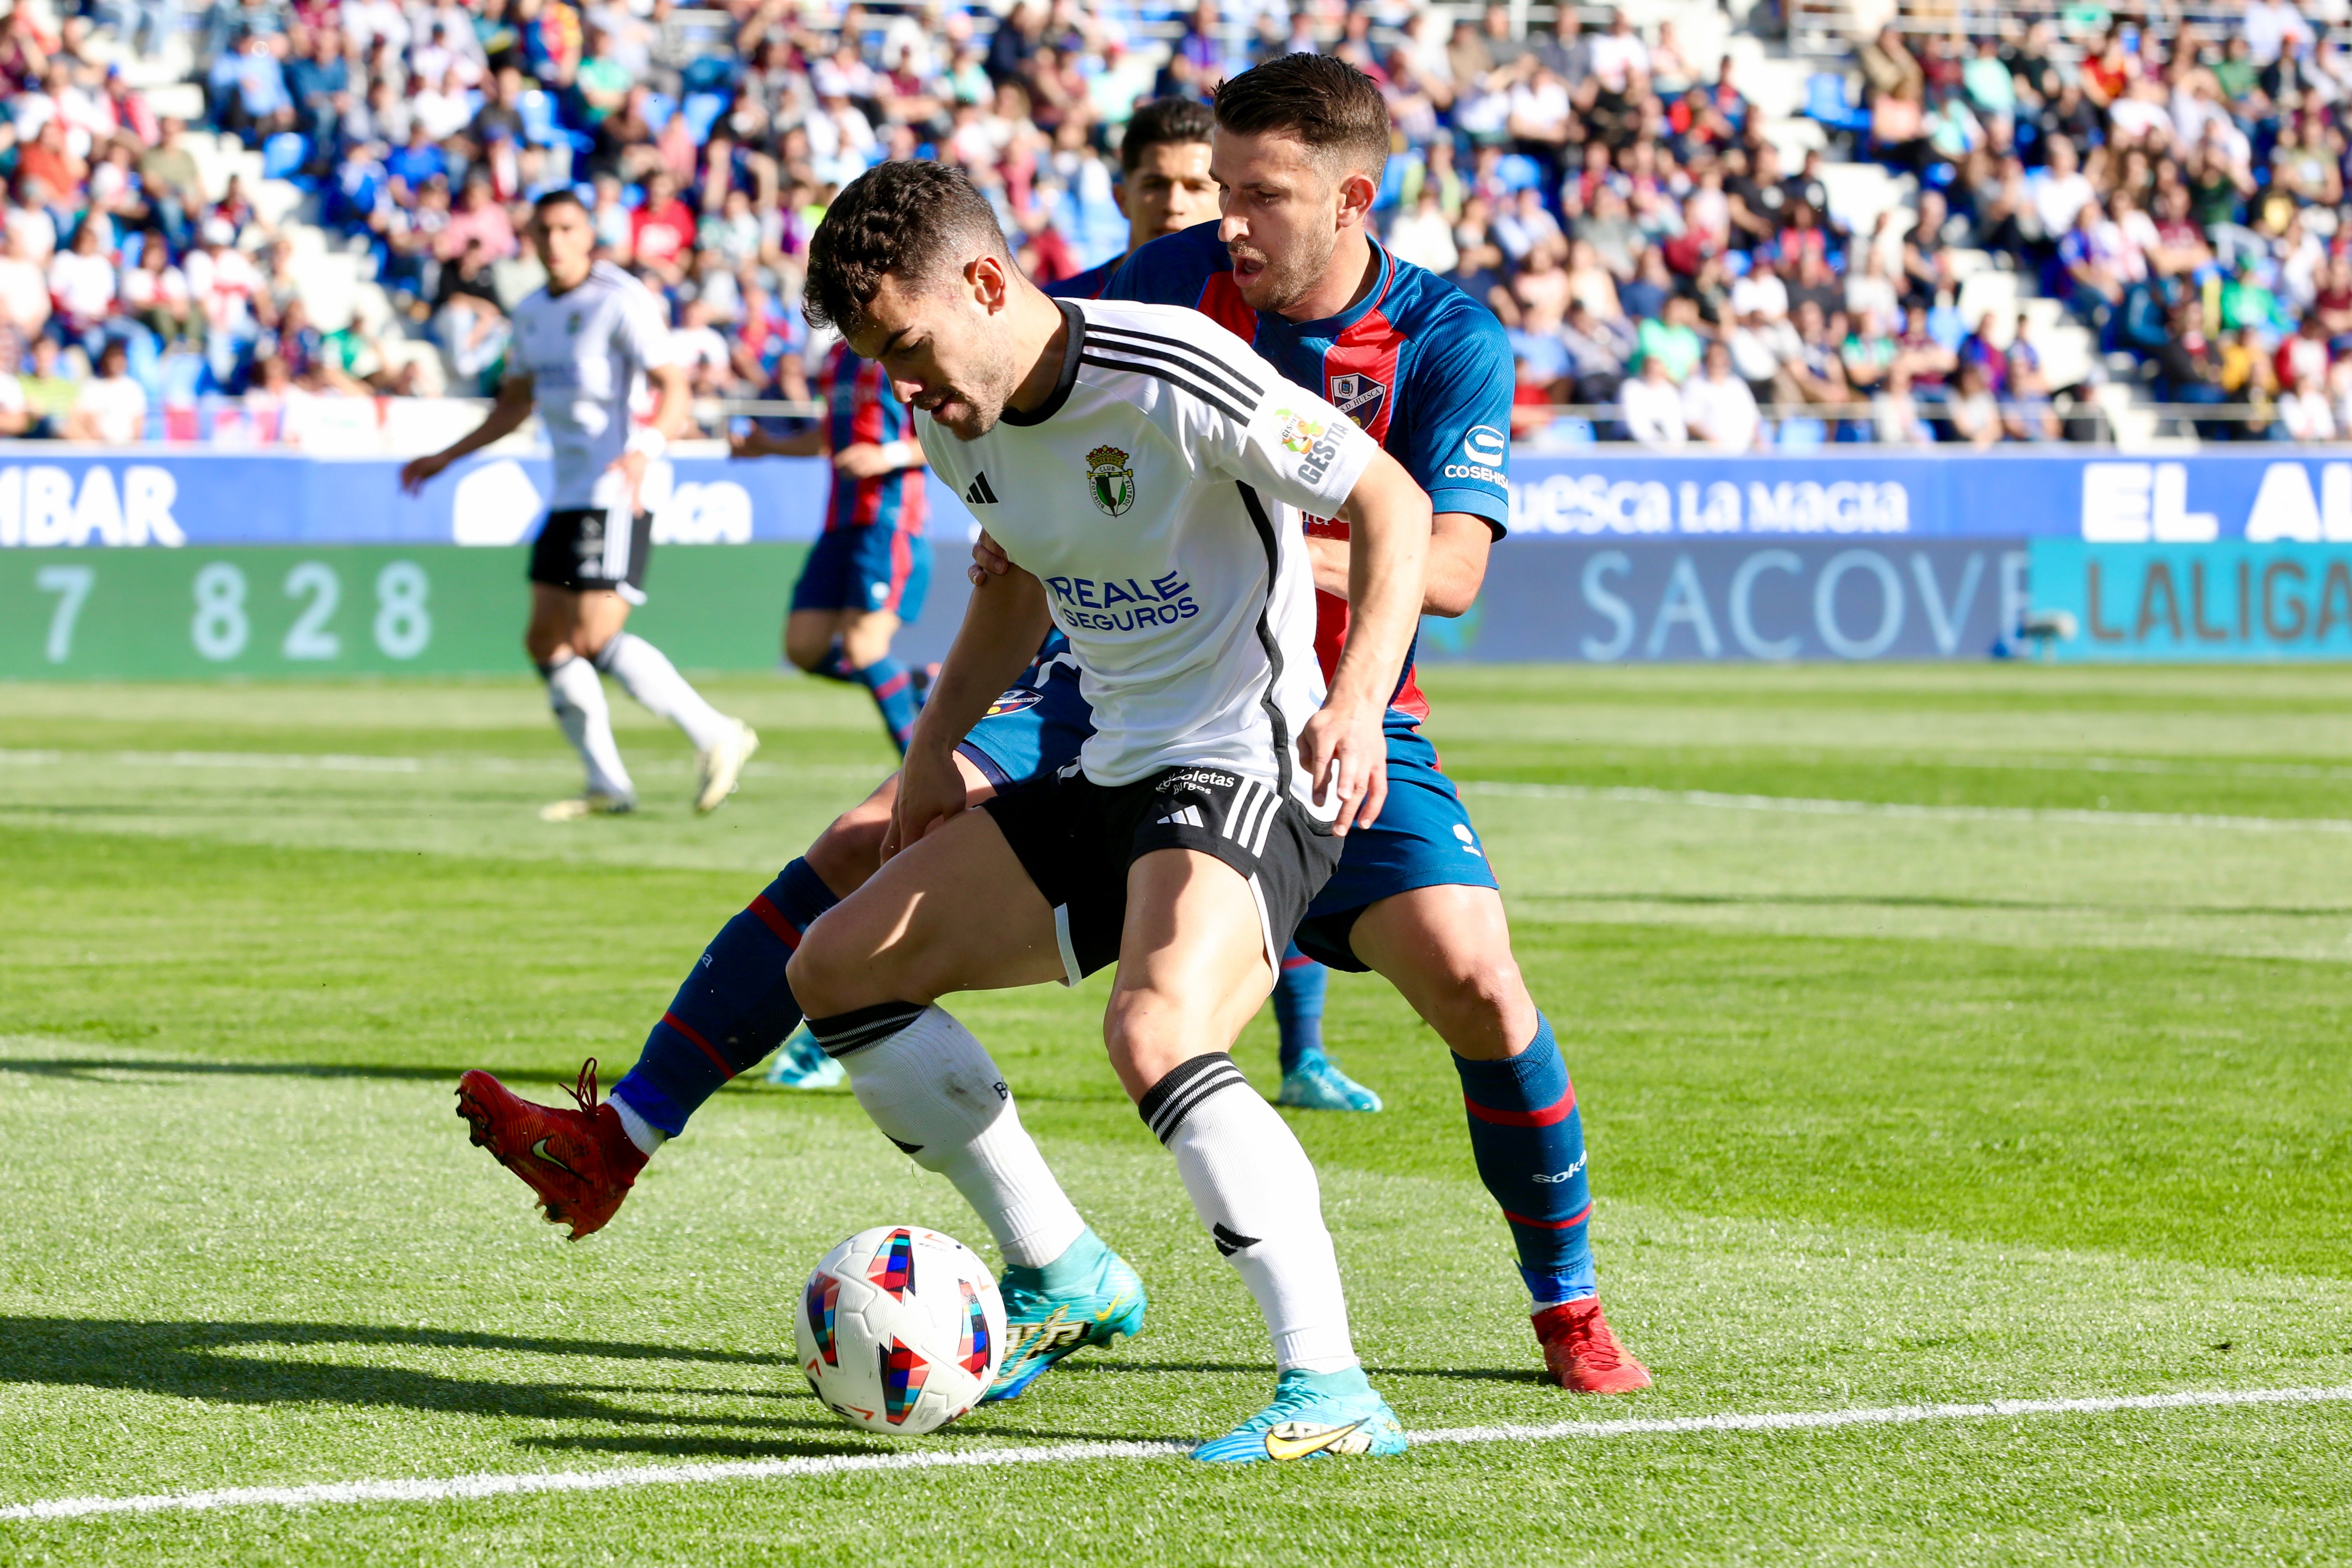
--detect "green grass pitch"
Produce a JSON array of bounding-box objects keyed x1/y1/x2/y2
[{"x1": 2, "y1": 664, "x2": 2350, "y2": 1564}]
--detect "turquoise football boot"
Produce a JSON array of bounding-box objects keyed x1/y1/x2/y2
[
  {"x1": 761, "y1": 1029, "x2": 844, "y2": 1090},
  {"x1": 1276, "y1": 1052, "x2": 1383, "y2": 1113},
  {"x1": 983, "y1": 1227, "x2": 1147, "y2": 1403},
  {"x1": 1192, "y1": 1365, "x2": 1409, "y2": 1463}
]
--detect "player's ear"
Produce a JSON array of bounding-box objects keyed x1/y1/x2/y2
[
  {"x1": 968, "y1": 252, "x2": 1009, "y2": 313},
  {"x1": 1334, "y1": 168, "x2": 1379, "y2": 230}
]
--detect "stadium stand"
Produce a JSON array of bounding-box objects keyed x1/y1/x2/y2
[{"x1": 0, "y1": 0, "x2": 2346, "y2": 448}]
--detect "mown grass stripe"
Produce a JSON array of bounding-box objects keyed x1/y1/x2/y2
[
  {"x1": 1458, "y1": 780, "x2": 2352, "y2": 834},
  {"x1": 9, "y1": 1385, "x2": 2347, "y2": 1523}
]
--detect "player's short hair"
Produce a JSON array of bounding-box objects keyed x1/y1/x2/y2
[
  {"x1": 803, "y1": 160, "x2": 1011, "y2": 334},
  {"x1": 1213, "y1": 55, "x2": 1393, "y2": 182},
  {"x1": 532, "y1": 187, "x2": 589, "y2": 221},
  {"x1": 1119, "y1": 98, "x2": 1215, "y2": 174}
]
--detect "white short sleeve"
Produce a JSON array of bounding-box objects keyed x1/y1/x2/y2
[{"x1": 613, "y1": 277, "x2": 679, "y2": 373}]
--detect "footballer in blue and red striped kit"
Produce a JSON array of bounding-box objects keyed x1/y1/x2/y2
[
  {"x1": 1043, "y1": 98, "x2": 1218, "y2": 302},
  {"x1": 1095, "y1": 53, "x2": 1650, "y2": 1394},
  {"x1": 735, "y1": 342, "x2": 933, "y2": 753}
]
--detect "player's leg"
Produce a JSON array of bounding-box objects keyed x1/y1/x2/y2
[
  {"x1": 455, "y1": 749, "x2": 1006, "y2": 1238},
  {"x1": 1270, "y1": 946, "x2": 1383, "y2": 1113},
  {"x1": 783, "y1": 609, "x2": 858, "y2": 680},
  {"x1": 524, "y1": 580, "x2": 636, "y2": 818},
  {"x1": 1103, "y1": 844, "x2": 1403, "y2": 1463},
  {"x1": 792, "y1": 802, "x2": 1143, "y2": 1398},
  {"x1": 1345, "y1": 881, "x2": 1650, "y2": 1395},
  {"x1": 608, "y1": 749, "x2": 998, "y2": 1133},
  {"x1": 836, "y1": 607, "x2": 923, "y2": 755},
  {"x1": 567, "y1": 523, "x2": 759, "y2": 814}
]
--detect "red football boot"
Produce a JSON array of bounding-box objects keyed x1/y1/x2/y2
[
  {"x1": 1533, "y1": 1298, "x2": 1653, "y2": 1394},
  {"x1": 455, "y1": 1058, "x2": 647, "y2": 1239}
]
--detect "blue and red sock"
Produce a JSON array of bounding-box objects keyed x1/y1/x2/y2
[
  {"x1": 854, "y1": 656, "x2": 921, "y2": 755},
  {"x1": 1451, "y1": 1013, "x2": 1597, "y2": 1306},
  {"x1": 609, "y1": 857, "x2": 838, "y2": 1137},
  {"x1": 809, "y1": 642, "x2": 858, "y2": 683},
  {"x1": 1272, "y1": 945, "x2": 1327, "y2": 1074}
]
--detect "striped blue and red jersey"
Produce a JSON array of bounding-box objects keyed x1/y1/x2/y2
[
  {"x1": 1044, "y1": 253, "x2": 1122, "y2": 301},
  {"x1": 1103, "y1": 221, "x2": 1512, "y2": 725},
  {"x1": 821, "y1": 342, "x2": 926, "y2": 535}
]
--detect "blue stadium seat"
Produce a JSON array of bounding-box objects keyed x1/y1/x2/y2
[
  {"x1": 261, "y1": 131, "x2": 308, "y2": 179},
  {"x1": 682, "y1": 91, "x2": 727, "y2": 145},
  {"x1": 643, "y1": 92, "x2": 676, "y2": 133},
  {"x1": 1803, "y1": 73, "x2": 1870, "y2": 135},
  {"x1": 1778, "y1": 416, "x2": 1828, "y2": 450}
]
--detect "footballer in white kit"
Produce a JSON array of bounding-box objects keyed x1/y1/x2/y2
[
  {"x1": 400, "y1": 190, "x2": 756, "y2": 821},
  {"x1": 920, "y1": 294, "x2": 1377, "y2": 978},
  {"x1": 782, "y1": 160, "x2": 1435, "y2": 1462}
]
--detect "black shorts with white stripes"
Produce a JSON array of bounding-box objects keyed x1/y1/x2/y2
[
  {"x1": 983, "y1": 764, "x2": 1341, "y2": 985},
  {"x1": 529, "y1": 507, "x2": 654, "y2": 603}
]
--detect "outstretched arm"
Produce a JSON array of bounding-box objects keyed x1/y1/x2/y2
[{"x1": 398, "y1": 374, "x2": 535, "y2": 493}]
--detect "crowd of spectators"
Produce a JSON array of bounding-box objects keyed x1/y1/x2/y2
[
  {"x1": 1549, "y1": 1, "x2": 2352, "y2": 448},
  {"x1": 4, "y1": 0, "x2": 2352, "y2": 447}
]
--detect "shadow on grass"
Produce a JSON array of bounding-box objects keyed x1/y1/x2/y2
[
  {"x1": 0, "y1": 1317, "x2": 819, "y2": 1432},
  {"x1": 0, "y1": 1058, "x2": 550, "y2": 1085},
  {"x1": 1075, "y1": 1359, "x2": 1554, "y2": 1387}
]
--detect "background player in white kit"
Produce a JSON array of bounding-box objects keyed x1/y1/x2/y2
[
  {"x1": 782, "y1": 161, "x2": 1434, "y2": 1461},
  {"x1": 400, "y1": 190, "x2": 758, "y2": 821}
]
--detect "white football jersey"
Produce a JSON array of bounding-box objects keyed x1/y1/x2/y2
[
  {"x1": 920, "y1": 298, "x2": 1380, "y2": 804},
  {"x1": 508, "y1": 260, "x2": 678, "y2": 509}
]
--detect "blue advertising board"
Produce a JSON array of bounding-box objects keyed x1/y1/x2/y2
[
  {"x1": 10, "y1": 448, "x2": 2352, "y2": 551},
  {"x1": 1421, "y1": 538, "x2": 2030, "y2": 664},
  {"x1": 2029, "y1": 538, "x2": 2352, "y2": 660}
]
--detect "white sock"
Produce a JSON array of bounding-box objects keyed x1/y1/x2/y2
[
  {"x1": 543, "y1": 655, "x2": 634, "y2": 801},
  {"x1": 595, "y1": 632, "x2": 734, "y2": 752},
  {"x1": 609, "y1": 1093, "x2": 668, "y2": 1155},
  {"x1": 817, "y1": 1004, "x2": 1087, "y2": 1269},
  {"x1": 1142, "y1": 1053, "x2": 1358, "y2": 1374}
]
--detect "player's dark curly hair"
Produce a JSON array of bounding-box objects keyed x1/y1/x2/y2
[
  {"x1": 803, "y1": 160, "x2": 1010, "y2": 335},
  {"x1": 1119, "y1": 97, "x2": 1216, "y2": 173},
  {"x1": 1213, "y1": 54, "x2": 1393, "y2": 180}
]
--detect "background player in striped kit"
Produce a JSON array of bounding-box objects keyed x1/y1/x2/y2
[
  {"x1": 399, "y1": 190, "x2": 757, "y2": 822},
  {"x1": 1045, "y1": 98, "x2": 1219, "y2": 303},
  {"x1": 734, "y1": 342, "x2": 934, "y2": 754}
]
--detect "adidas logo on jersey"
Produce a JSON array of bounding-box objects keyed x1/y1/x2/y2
[
  {"x1": 1155, "y1": 804, "x2": 1205, "y2": 828},
  {"x1": 965, "y1": 472, "x2": 1000, "y2": 505}
]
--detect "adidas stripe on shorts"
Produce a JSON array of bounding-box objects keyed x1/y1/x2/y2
[{"x1": 982, "y1": 762, "x2": 1342, "y2": 986}]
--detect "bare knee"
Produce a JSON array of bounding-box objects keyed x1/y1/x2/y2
[
  {"x1": 1418, "y1": 951, "x2": 1536, "y2": 1061},
  {"x1": 1103, "y1": 988, "x2": 1205, "y2": 1102},
  {"x1": 783, "y1": 930, "x2": 848, "y2": 1020},
  {"x1": 524, "y1": 628, "x2": 571, "y2": 665},
  {"x1": 804, "y1": 800, "x2": 892, "y2": 897}
]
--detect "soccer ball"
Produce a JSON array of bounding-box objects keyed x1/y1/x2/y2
[{"x1": 795, "y1": 1225, "x2": 1007, "y2": 1435}]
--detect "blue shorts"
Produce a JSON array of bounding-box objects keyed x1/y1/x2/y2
[
  {"x1": 1292, "y1": 720, "x2": 1499, "y2": 973},
  {"x1": 789, "y1": 524, "x2": 930, "y2": 620},
  {"x1": 956, "y1": 654, "x2": 1092, "y2": 788}
]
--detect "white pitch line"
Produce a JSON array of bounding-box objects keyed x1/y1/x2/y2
[
  {"x1": 1457, "y1": 780, "x2": 2352, "y2": 835},
  {"x1": 5, "y1": 1383, "x2": 2346, "y2": 1524}
]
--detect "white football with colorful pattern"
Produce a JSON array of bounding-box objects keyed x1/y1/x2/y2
[{"x1": 795, "y1": 1225, "x2": 1007, "y2": 1436}]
